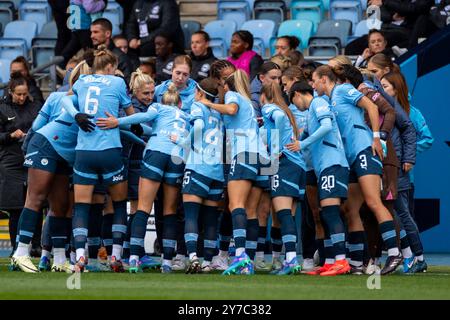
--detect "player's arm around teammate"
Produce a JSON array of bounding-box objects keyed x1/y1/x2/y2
[{"x1": 312, "y1": 65, "x2": 403, "y2": 275}]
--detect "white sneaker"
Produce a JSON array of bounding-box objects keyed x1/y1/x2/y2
[
  {"x1": 364, "y1": 258, "x2": 381, "y2": 275},
  {"x1": 172, "y1": 256, "x2": 187, "y2": 271},
  {"x1": 201, "y1": 261, "x2": 212, "y2": 273},
  {"x1": 51, "y1": 261, "x2": 74, "y2": 273},
  {"x1": 270, "y1": 257, "x2": 283, "y2": 272},
  {"x1": 301, "y1": 258, "x2": 315, "y2": 272},
  {"x1": 211, "y1": 255, "x2": 229, "y2": 270},
  {"x1": 12, "y1": 256, "x2": 39, "y2": 273},
  {"x1": 313, "y1": 250, "x2": 320, "y2": 266},
  {"x1": 255, "y1": 257, "x2": 269, "y2": 271}
]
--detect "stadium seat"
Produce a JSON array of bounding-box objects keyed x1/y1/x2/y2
[
  {"x1": 32, "y1": 38, "x2": 55, "y2": 69},
  {"x1": 329, "y1": 0, "x2": 362, "y2": 32},
  {"x1": 241, "y1": 19, "x2": 276, "y2": 58},
  {"x1": 277, "y1": 19, "x2": 314, "y2": 51},
  {"x1": 19, "y1": 1, "x2": 52, "y2": 33},
  {"x1": 38, "y1": 20, "x2": 57, "y2": 40},
  {"x1": 217, "y1": 0, "x2": 252, "y2": 29},
  {"x1": 181, "y1": 20, "x2": 201, "y2": 50},
  {"x1": 0, "y1": 5, "x2": 13, "y2": 35},
  {"x1": 307, "y1": 39, "x2": 340, "y2": 57},
  {"x1": 0, "y1": 58, "x2": 11, "y2": 84},
  {"x1": 254, "y1": 1, "x2": 286, "y2": 26},
  {"x1": 0, "y1": 38, "x2": 27, "y2": 60},
  {"x1": 103, "y1": 1, "x2": 123, "y2": 36},
  {"x1": 4, "y1": 0, "x2": 20, "y2": 10},
  {"x1": 312, "y1": 19, "x2": 352, "y2": 48},
  {"x1": 3, "y1": 20, "x2": 38, "y2": 50},
  {"x1": 290, "y1": 1, "x2": 323, "y2": 32},
  {"x1": 204, "y1": 20, "x2": 237, "y2": 58}
]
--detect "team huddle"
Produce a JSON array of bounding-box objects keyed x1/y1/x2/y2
[{"x1": 9, "y1": 44, "x2": 425, "y2": 277}]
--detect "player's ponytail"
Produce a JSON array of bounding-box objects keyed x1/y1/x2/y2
[
  {"x1": 67, "y1": 60, "x2": 91, "y2": 95},
  {"x1": 225, "y1": 69, "x2": 251, "y2": 100},
  {"x1": 93, "y1": 44, "x2": 118, "y2": 73},
  {"x1": 261, "y1": 81, "x2": 298, "y2": 138},
  {"x1": 197, "y1": 78, "x2": 218, "y2": 102},
  {"x1": 130, "y1": 68, "x2": 155, "y2": 96},
  {"x1": 313, "y1": 65, "x2": 338, "y2": 83},
  {"x1": 369, "y1": 53, "x2": 399, "y2": 74},
  {"x1": 162, "y1": 83, "x2": 181, "y2": 107}
]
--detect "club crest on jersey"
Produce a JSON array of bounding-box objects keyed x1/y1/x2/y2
[{"x1": 41, "y1": 158, "x2": 49, "y2": 166}]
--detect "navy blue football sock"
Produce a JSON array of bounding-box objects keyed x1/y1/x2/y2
[
  {"x1": 129, "y1": 210, "x2": 149, "y2": 258},
  {"x1": 87, "y1": 203, "x2": 103, "y2": 259},
  {"x1": 379, "y1": 220, "x2": 399, "y2": 255},
  {"x1": 320, "y1": 205, "x2": 346, "y2": 260},
  {"x1": 101, "y1": 213, "x2": 113, "y2": 256},
  {"x1": 348, "y1": 231, "x2": 365, "y2": 267},
  {"x1": 257, "y1": 226, "x2": 267, "y2": 254},
  {"x1": 245, "y1": 218, "x2": 259, "y2": 260},
  {"x1": 231, "y1": 208, "x2": 247, "y2": 254},
  {"x1": 184, "y1": 202, "x2": 202, "y2": 256},
  {"x1": 17, "y1": 208, "x2": 39, "y2": 245},
  {"x1": 163, "y1": 214, "x2": 178, "y2": 261},
  {"x1": 112, "y1": 200, "x2": 128, "y2": 247},
  {"x1": 276, "y1": 209, "x2": 297, "y2": 257},
  {"x1": 219, "y1": 212, "x2": 232, "y2": 252},
  {"x1": 123, "y1": 213, "x2": 135, "y2": 259},
  {"x1": 50, "y1": 216, "x2": 67, "y2": 250},
  {"x1": 72, "y1": 203, "x2": 90, "y2": 250},
  {"x1": 271, "y1": 226, "x2": 283, "y2": 254},
  {"x1": 202, "y1": 205, "x2": 219, "y2": 262}
]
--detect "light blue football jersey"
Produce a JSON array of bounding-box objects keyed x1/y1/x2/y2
[
  {"x1": 154, "y1": 79, "x2": 197, "y2": 113},
  {"x1": 72, "y1": 74, "x2": 131, "y2": 151},
  {"x1": 185, "y1": 101, "x2": 224, "y2": 181},
  {"x1": 329, "y1": 83, "x2": 372, "y2": 164},
  {"x1": 38, "y1": 92, "x2": 67, "y2": 123},
  {"x1": 304, "y1": 97, "x2": 349, "y2": 176},
  {"x1": 262, "y1": 103, "x2": 305, "y2": 170},
  {"x1": 37, "y1": 95, "x2": 80, "y2": 166},
  {"x1": 118, "y1": 103, "x2": 191, "y2": 160},
  {"x1": 223, "y1": 91, "x2": 265, "y2": 159}
]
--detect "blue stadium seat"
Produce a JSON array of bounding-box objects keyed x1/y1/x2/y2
[
  {"x1": 103, "y1": 1, "x2": 123, "y2": 36},
  {"x1": 3, "y1": 20, "x2": 38, "y2": 50},
  {"x1": 0, "y1": 58, "x2": 11, "y2": 84},
  {"x1": 204, "y1": 20, "x2": 237, "y2": 58},
  {"x1": 181, "y1": 20, "x2": 201, "y2": 50},
  {"x1": 241, "y1": 19, "x2": 276, "y2": 58},
  {"x1": 330, "y1": 0, "x2": 362, "y2": 32},
  {"x1": 6, "y1": 0, "x2": 21, "y2": 10},
  {"x1": 217, "y1": 1, "x2": 252, "y2": 29},
  {"x1": 0, "y1": 38, "x2": 27, "y2": 60},
  {"x1": 312, "y1": 19, "x2": 352, "y2": 48},
  {"x1": 19, "y1": 1, "x2": 52, "y2": 33},
  {"x1": 307, "y1": 19, "x2": 353, "y2": 58},
  {"x1": 290, "y1": 1, "x2": 323, "y2": 32},
  {"x1": 254, "y1": 1, "x2": 286, "y2": 26},
  {"x1": 277, "y1": 19, "x2": 314, "y2": 51},
  {"x1": 38, "y1": 20, "x2": 57, "y2": 39},
  {"x1": 0, "y1": 5, "x2": 13, "y2": 36},
  {"x1": 32, "y1": 38, "x2": 55, "y2": 69}
]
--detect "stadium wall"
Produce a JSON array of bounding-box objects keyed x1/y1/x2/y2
[{"x1": 398, "y1": 25, "x2": 450, "y2": 253}]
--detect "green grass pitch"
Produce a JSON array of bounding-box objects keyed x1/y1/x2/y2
[{"x1": 1, "y1": 259, "x2": 450, "y2": 300}]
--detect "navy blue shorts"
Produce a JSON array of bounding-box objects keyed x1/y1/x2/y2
[
  {"x1": 73, "y1": 148, "x2": 126, "y2": 186},
  {"x1": 270, "y1": 156, "x2": 305, "y2": 199},
  {"x1": 349, "y1": 147, "x2": 383, "y2": 183},
  {"x1": 24, "y1": 133, "x2": 72, "y2": 175},
  {"x1": 182, "y1": 170, "x2": 224, "y2": 201},
  {"x1": 306, "y1": 170, "x2": 317, "y2": 186},
  {"x1": 141, "y1": 150, "x2": 184, "y2": 186},
  {"x1": 127, "y1": 159, "x2": 141, "y2": 200},
  {"x1": 318, "y1": 165, "x2": 349, "y2": 200},
  {"x1": 228, "y1": 152, "x2": 261, "y2": 183},
  {"x1": 255, "y1": 175, "x2": 270, "y2": 190}
]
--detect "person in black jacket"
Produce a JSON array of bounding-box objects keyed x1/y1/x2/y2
[
  {"x1": 154, "y1": 33, "x2": 179, "y2": 84},
  {"x1": 125, "y1": 0, "x2": 185, "y2": 57},
  {"x1": 0, "y1": 73, "x2": 42, "y2": 254},
  {"x1": 90, "y1": 18, "x2": 134, "y2": 82},
  {"x1": 189, "y1": 31, "x2": 217, "y2": 82},
  {"x1": 48, "y1": 0, "x2": 72, "y2": 56},
  {"x1": 6, "y1": 57, "x2": 44, "y2": 106}
]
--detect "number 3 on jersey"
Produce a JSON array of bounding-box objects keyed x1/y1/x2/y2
[{"x1": 84, "y1": 86, "x2": 101, "y2": 115}]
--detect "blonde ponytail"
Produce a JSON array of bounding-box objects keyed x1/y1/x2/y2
[
  {"x1": 68, "y1": 60, "x2": 91, "y2": 95},
  {"x1": 130, "y1": 68, "x2": 155, "y2": 95},
  {"x1": 225, "y1": 69, "x2": 251, "y2": 100},
  {"x1": 93, "y1": 44, "x2": 118, "y2": 72},
  {"x1": 162, "y1": 83, "x2": 180, "y2": 106}
]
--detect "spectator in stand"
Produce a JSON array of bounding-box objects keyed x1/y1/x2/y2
[
  {"x1": 274, "y1": 36, "x2": 301, "y2": 57},
  {"x1": 0, "y1": 73, "x2": 42, "y2": 256},
  {"x1": 354, "y1": 30, "x2": 396, "y2": 68},
  {"x1": 48, "y1": 0, "x2": 71, "y2": 56},
  {"x1": 90, "y1": 18, "x2": 134, "y2": 82},
  {"x1": 125, "y1": 0, "x2": 185, "y2": 57},
  {"x1": 189, "y1": 31, "x2": 217, "y2": 82},
  {"x1": 139, "y1": 59, "x2": 157, "y2": 80},
  {"x1": 227, "y1": 31, "x2": 264, "y2": 81},
  {"x1": 115, "y1": 0, "x2": 137, "y2": 26},
  {"x1": 154, "y1": 33, "x2": 179, "y2": 84},
  {"x1": 61, "y1": 0, "x2": 106, "y2": 66},
  {"x1": 113, "y1": 34, "x2": 141, "y2": 72},
  {"x1": 6, "y1": 57, "x2": 44, "y2": 106}
]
